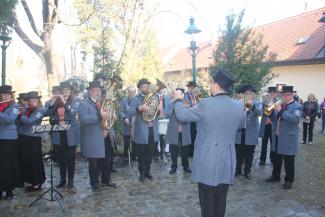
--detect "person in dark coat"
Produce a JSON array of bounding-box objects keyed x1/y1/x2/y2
[
  {"x1": 128, "y1": 78, "x2": 159, "y2": 182},
  {"x1": 0, "y1": 85, "x2": 23, "y2": 200},
  {"x1": 174, "y1": 69, "x2": 245, "y2": 217},
  {"x1": 165, "y1": 88, "x2": 192, "y2": 174},
  {"x1": 46, "y1": 81, "x2": 80, "y2": 189},
  {"x1": 18, "y1": 91, "x2": 45, "y2": 192},
  {"x1": 79, "y1": 81, "x2": 115, "y2": 191},
  {"x1": 265, "y1": 86, "x2": 302, "y2": 189},
  {"x1": 301, "y1": 93, "x2": 319, "y2": 145},
  {"x1": 118, "y1": 86, "x2": 136, "y2": 161},
  {"x1": 259, "y1": 86, "x2": 277, "y2": 165}
]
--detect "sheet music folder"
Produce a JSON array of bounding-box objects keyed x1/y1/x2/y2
[{"x1": 32, "y1": 117, "x2": 71, "y2": 134}]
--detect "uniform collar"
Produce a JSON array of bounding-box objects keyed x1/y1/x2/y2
[{"x1": 212, "y1": 92, "x2": 228, "y2": 97}]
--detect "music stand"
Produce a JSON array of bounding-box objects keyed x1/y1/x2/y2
[{"x1": 29, "y1": 118, "x2": 71, "y2": 212}]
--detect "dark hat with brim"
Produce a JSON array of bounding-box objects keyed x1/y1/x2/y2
[
  {"x1": 0, "y1": 85, "x2": 15, "y2": 94},
  {"x1": 26, "y1": 91, "x2": 42, "y2": 100},
  {"x1": 87, "y1": 80, "x2": 102, "y2": 90},
  {"x1": 210, "y1": 69, "x2": 235, "y2": 92},
  {"x1": 137, "y1": 78, "x2": 151, "y2": 88},
  {"x1": 238, "y1": 84, "x2": 257, "y2": 94},
  {"x1": 51, "y1": 86, "x2": 62, "y2": 93},
  {"x1": 281, "y1": 86, "x2": 294, "y2": 93},
  {"x1": 60, "y1": 81, "x2": 75, "y2": 91},
  {"x1": 186, "y1": 81, "x2": 197, "y2": 87},
  {"x1": 94, "y1": 73, "x2": 108, "y2": 81},
  {"x1": 176, "y1": 88, "x2": 185, "y2": 93},
  {"x1": 267, "y1": 86, "x2": 277, "y2": 93},
  {"x1": 17, "y1": 93, "x2": 28, "y2": 101}
]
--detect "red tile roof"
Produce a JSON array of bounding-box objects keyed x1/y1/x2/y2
[{"x1": 162, "y1": 7, "x2": 325, "y2": 72}]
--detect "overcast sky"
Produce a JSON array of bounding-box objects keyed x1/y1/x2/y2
[{"x1": 150, "y1": 0, "x2": 325, "y2": 48}]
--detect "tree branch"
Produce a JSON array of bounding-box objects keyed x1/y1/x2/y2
[
  {"x1": 14, "y1": 21, "x2": 44, "y2": 56},
  {"x1": 21, "y1": 0, "x2": 41, "y2": 38}
]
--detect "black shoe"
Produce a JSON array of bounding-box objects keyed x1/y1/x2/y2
[
  {"x1": 5, "y1": 190, "x2": 13, "y2": 200},
  {"x1": 145, "y1": 172, "x2": 153, "y2": 180},
  {"x1": 244, "y1": 172, "x2": 251, "y2": 180},
  {"x1": 56, "y1": 179, "x2": 66, "y2": 188},
  {"x1": 265, "y1": 176, "x2": 281, "y2": 182},
  {"x1": 67, "y1": 179, "x2": 74, "y2": 189},
  {"x1": 169, "y1": 168, "x2": 176, "y2": 174},
  {"x1": 183, "y1": 168, "x2": 192, "y2": 173},
  {"x1": 91, "y1": 185, "x2": 101, "y2": 192},
  {"x1": 139, "y1": 174, "x2": 145, "y2": 182},
  {"x1": 259, "y1": 161, "x2": 265, "y2": 166},
  {"x1": 235, "y1": 171, "x2": 241, "y2": 177},
  {"x1": 25, "y1": 185, "x2": 42, "y2": 193},
  {"x1": 283, "y1": 181, "x2": 292, "y2": 189},
  {"x1": 102, "y1": 181, "x2": 116, "y2": 188},
  {"x1": 300, "y1": 141, "x2": 306, "y2": 144},
  {"x1": 111, "y1": 169, "x2": 117, "y2": 173}
]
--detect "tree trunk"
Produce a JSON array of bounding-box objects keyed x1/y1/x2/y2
[{"x1": 43, "y1": 31, "x2": 57, "y2": 94}]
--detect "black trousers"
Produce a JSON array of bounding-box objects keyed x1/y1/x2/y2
[
  {"x1": 198, "y1": 183, "x2": 229, "y2": 217},
  {"x1": 260, "y1": 123, "x2": 273, "y2": 163},
  {"x1": 159, "y1": 134, "x2": 165, "y2": 156},
  {"x1": 55, "y1": 132, "x2": 76, "y2": 180},
  {"x1": 88, "y1": 136, "x2": 112, "y2": 187},
  {"x1": 137, "y1": 127, "x2": 155, "y2": 175},
  {"x1": 189, "y1": 122, "x2": 197, "y2": 157},
  {"x1": 235, "y1": 144, "x2": 255, "y2": 174},
  {"x1": 123, "y1": 135, "x2": 131, "y2": 157},
  {"x1": 170, "y1": 132, "x2": 189, "y2": 170},
  {"x1": 303, "y1": 120, "x2": 315, "y2": 142},
  {"x1": 272, "y1": 153, "x2": 295, "y2": 182}
]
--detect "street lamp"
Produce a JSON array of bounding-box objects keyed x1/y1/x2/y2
[
  {"x1": 184, "y1": 17, "x2": 201, "y2": 83},
  {"x1": 0, "y1": 30, "x2": 12, "y2": 85}
]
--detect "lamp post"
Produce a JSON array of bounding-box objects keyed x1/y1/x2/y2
[
  {"x1": 0, "y1": 30, "x2": 12, "y2": 85},
  {"x1": 319, "y1": 12, "x2": 325, "y2": 58},
  {"x1": 184, "y1": 17, "x2": 201, "y2": 83}
]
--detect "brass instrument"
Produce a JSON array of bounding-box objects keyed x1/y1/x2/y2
[
  {"x1": 264, "y1": 97, "x2": 283, "y2": 116},
  {"x1": 100, "y1": 74, "x2": 123, "y2": 129},
  {"x1": 0, "y1": 99, "x2": 13, "y2": 104},
  {"x1": 237, "y1": 93, "x2": 254, "y2": 112},
  {"x1": 143, "y1": 79, "x2": 167, "y2": 122}
]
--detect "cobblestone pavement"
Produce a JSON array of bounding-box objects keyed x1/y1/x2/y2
[{"x1": 0, "y1": 124, "x2": 324, "y2": 217}]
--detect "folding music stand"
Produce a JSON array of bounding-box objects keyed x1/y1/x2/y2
[{"x1": 29, "y1": 118, "x2": 71, "y2": 212}]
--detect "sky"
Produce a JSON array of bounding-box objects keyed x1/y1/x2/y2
[{"x1": 150, "y1": 0, "x2": 325, "y2": 48}]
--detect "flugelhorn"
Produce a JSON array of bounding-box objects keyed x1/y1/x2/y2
[{"x1": 264, "y1": 98, "x2": 283, "y2": 116}]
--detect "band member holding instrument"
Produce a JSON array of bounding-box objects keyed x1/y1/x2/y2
[
  {"x1": 128, "y1": 78, "x2": 159, "y2": 182},
  {"x1": 259, "y1": 86, "x2": 277, "y2": 165},
  {"x1": 165, "y1": 88, "x2": 192, "y2": 175},
  {"x1": 46, "y1": 81, "x2": 80, "y2": 189},
  {"x1": 18, "y1": 91, "x2": 45, "y2": 192},
  {"x1": 235, "y1": 85, "x2": 262, "y2": 179},
  {"x1": 0, "y1": 85, "x2": 22, "y2": 200},
  {"x1": 118, "y1": 86, "x2": 136, "y2": 161},
  {"x1": 174, "y1": 69, "x2": 245, "y2": 217},
  {"x1": 184, "y1": 81, "x2": 198, "y2": 157},
  {"x1": 79, "y1": 81, "x2": 114, "y2": 192},
  {"x1": 265, "y1": 86, "x2": 302, "y2": 190}
]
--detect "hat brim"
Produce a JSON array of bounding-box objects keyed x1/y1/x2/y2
[
  {"x1": 137, "y1": 82, "x2": 151, "y2": 88},
  {"x1": 0, "y1": 91, "x2": 15, "y2": 94},
  {"x1": 27, "y1": 96, "x2": 42, "y2": 100}
]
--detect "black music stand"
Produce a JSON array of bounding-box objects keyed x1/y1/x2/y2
[{"x1": 29, "y1": 118, "x2": 71, "y2": 212}]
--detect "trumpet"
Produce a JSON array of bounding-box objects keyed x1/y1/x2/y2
[
  {"x1": 264, "y1": 98, "x2": 283, "y2": 116},
  {"x1": 0, "y1": 99, "x2": 13, "y2": 104},
  {"x1": 237, "y1": 93, "x2": 254, "y2": 112}
]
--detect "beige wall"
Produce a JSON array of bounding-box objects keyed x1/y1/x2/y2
[{"x1": 271, "y1": 64, "x2": 325, "y2": 102}]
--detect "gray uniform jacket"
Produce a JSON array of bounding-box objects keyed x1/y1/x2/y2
[
  {"x1": 0, "y1": 103, "x2": 19, "y2": 139},
  {"x1": 164, "y1": 100, "x2": 191, "y2": 146},
  {"x1": 175, "y1": 93, "x2": 246, "y2": 186},
  {"x1": 47, "y1": 98, "x2": 80, "y2": 146},
  {"x1": 118, "y1": 96, "x2": 133, "y2": 136},
  {"x1": 128, "y1": 94, "x2": 159, "y2": 144},
  {"x1": 235, "y1": 100, "x2": 262, "y2": 145},
  {"x1": 18, "y1": 107, "x2": 44, "y2": 137},
  {"x1": 79, "y1": 97, "x2": 105, "y2": 158},
  {"x1": 270, "y1": 100, "x2": 302, "y2": 155}
]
